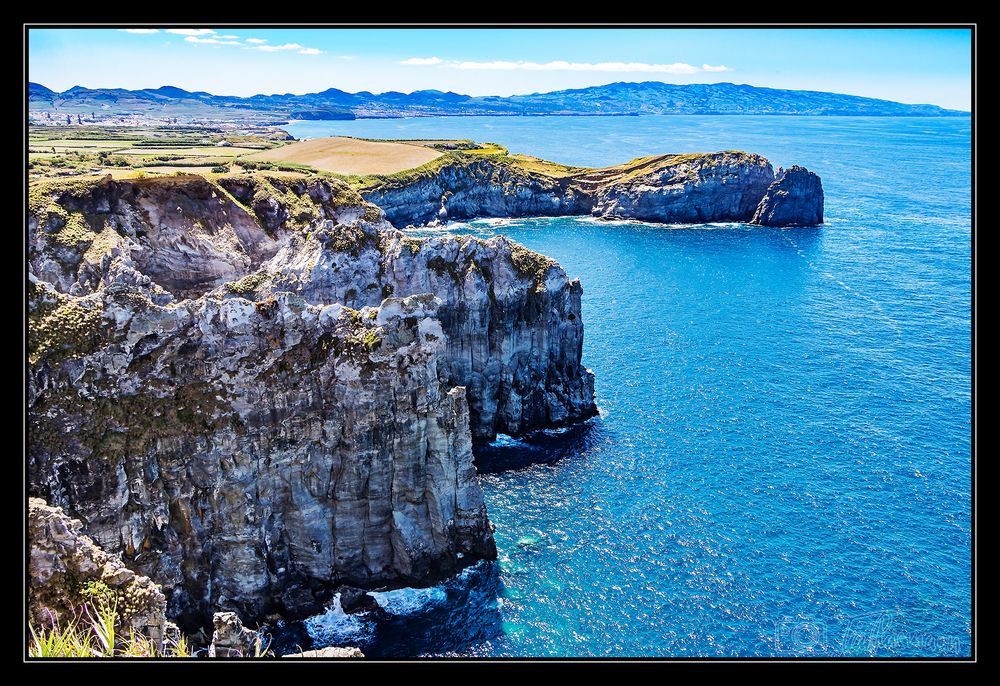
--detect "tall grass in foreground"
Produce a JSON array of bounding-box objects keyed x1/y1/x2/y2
[
  {"x1": 28, "y1": 588, "x2": 192, "y2": 658},
  {"x1": 28, "y1": 588, "x2": 272, "y2": 658}
]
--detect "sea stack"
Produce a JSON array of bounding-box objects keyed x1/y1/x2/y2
[{"x1": 750, "y1": 165, "x2": 825, "y2": 227}]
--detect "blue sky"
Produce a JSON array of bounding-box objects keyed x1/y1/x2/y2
[{"x1": 28, "y1": 28, "x2": 972, "y2": 110}]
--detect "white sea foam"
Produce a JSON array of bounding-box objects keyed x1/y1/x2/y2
[
  {"x1": 370, "y1": 585, "x2": 448, "y2": 615},
  {"x1": 303, "y1": 593, "x2": 375, "y2": 645},
  {"x1": 575, "y1": 216, "x2": 636, "y2": 226},
  {"x1": 457, "y1": 559, "x2": 490, "y2": 580},
  {"x1": 473, "y1": 217, "x2": 516, "y2": 227},
  {"x1": 489, "y1": 433, "x2": 531, "y2": 448}
]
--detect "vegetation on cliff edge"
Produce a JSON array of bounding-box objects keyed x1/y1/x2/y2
[{"x1": 29, "y1": 582, "x2": 196, "y2": 658}]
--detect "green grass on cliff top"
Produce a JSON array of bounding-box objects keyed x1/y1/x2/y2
[
  {"x1": 29, "y1": 126, "x2": 758, "y2": 191},
  {"x1": 339, "y1": 146, "x2": 756, "y2": 191}
]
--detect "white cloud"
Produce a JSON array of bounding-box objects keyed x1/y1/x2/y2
[
  {"x1": 184, "y1": 36, "x2": 240, "y2": 46},
  {"x1": 400, "y1": 56, "x2": 444, "y2": 66},
  {"x1": 400, "y1": 57, "x2": 732, "y2": 74},
  {"x1": 171, "y1": 37, "x2": 325, "y2": 54},
  {"x1": 119, "y1": 29, "x2": 159, "y2": 34},
  {"x1": 250, "y1": 42, "x2": 323, "y2": 54},
  {"x1": 454, "y1": 60, "x2": 525, "y2": 70},
  {"x1": 254, "y1": 43, "x2": 303, "y2": 52},
  {"x1": 166, "y1": 28, "x2": 216, "y2": 36}
]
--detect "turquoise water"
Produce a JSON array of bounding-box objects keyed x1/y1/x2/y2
[{"x1": 280, "y1": 116, "x2": 972, "y2": 657}]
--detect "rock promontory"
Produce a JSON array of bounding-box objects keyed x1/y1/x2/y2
[
  {"x1": 28, "y1": 173, "x2": 596, "y2": 632},
  {"x1": 357, "y1": 148, "x2": 823, "y2": 228}
]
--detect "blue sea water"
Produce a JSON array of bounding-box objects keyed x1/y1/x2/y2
[{"x1": 278, "y1": 116, "x2": 972, "y2": 657}]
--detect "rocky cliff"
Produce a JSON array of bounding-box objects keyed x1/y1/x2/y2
[
  {"x1": 361, "y1": 157, "x2": 586, "y2": 227},
  {"x1": 27, "y1": 147, "x2": 820, "y2": 637},
  {"x1": 360, "y1": 150, "x2": 822, "y2": 228},
  {"x1": 28, "y1": 173, "x2": 595, "y2": 632},
  {"x1": 750, "y1": 165, "x2": 825, "y2": 227},
  {"x1": 579, "y1": 151, "x2": 776, "y2": 223}
]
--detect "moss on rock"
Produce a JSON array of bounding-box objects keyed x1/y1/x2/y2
[
  {"x1": 82, "y1": 226, "x2": 123, "y2": 264},
  {"x1": 224, "y1": 270, "x2": 272, "y2": 297},
  {"x1": 28, "y1": 298, "x2": 104, "y2": 365},
  {"x1": 320, "y1": 223, "x2": 376, "y2": 257},
  {"x1": 401, "y1": 237, "x2": 424, "y2": 256},
  {"x1": 509, "y1": 243, "x2": 556, "y2": 292}
]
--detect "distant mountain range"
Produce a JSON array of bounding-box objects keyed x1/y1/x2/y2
[{"x1": 28, "y1": 81, "x2": 967, "y2": 124}]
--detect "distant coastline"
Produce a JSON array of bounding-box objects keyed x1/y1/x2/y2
[{"x1": 28, "y1": 80, "x2": 968, "y2": 128}]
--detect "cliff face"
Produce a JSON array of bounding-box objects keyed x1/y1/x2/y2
[
  {"x1": 583, "y1": 152, "x2": 775, "y2": 223},
  {"x1": 28, "y1": 174, "x2": 594, "y2": 631},
  {"x1": 361, "y1": 151, "x2": 822, "y2": 228},
  {"x1": 30, "y1": 285, "x2": 495, "y2": 630},
  {"x1": 361, "y1": 158, "x2": 587, "y2": 227},
  {"x1": 379, "y1": 234, "x2": 595, "y2": 438},
  {"x1": 28, "y1": 175, "x2": 279, "y2": 301},
  {"x1": 251, "y1": 228, "x2": 596, "y2": 439},
  {"x1": 750, "y1": 165, "x2": 825, "y2": 227}
]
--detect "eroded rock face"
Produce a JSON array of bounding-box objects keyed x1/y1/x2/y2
[
  {"x1": 28, "y1": 497, "x2": 168, "y2": 650},
  {"x1": 29, "y1": 287, "x2": 496, "y2": 630},
  {"x1": 29, "y1": 176, "x2": 264, "y2": 301},
  {"x1": 585, "y1": 152, "x2": 775, "y2": 223},
  {"x1": 361, "y1": 158, "x2": 588, "y2": 227},
  {"x1": 750, "y1": 165, "x2": 825, "y2": 227},
  {"x1": 257, "y1": 228, "x2": 596, "y2": 438},
  {"x1": 360, "y1": 151, "x2": 821, "y2": 228},
  {"x1": 28, "y1": 174, "x2": 594, "y2": 632},
  {"x1": 28, "y1": 174, "x2": 596, "y2": 441}
]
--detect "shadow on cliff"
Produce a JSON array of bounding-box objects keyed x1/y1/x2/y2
[{"x1": 472, "y1": 420, "x2": 601, "y2": 474}]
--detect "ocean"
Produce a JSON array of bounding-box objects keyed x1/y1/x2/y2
[{"x1": 271, "y1": 115, "x2": 972, "y2": 657}]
